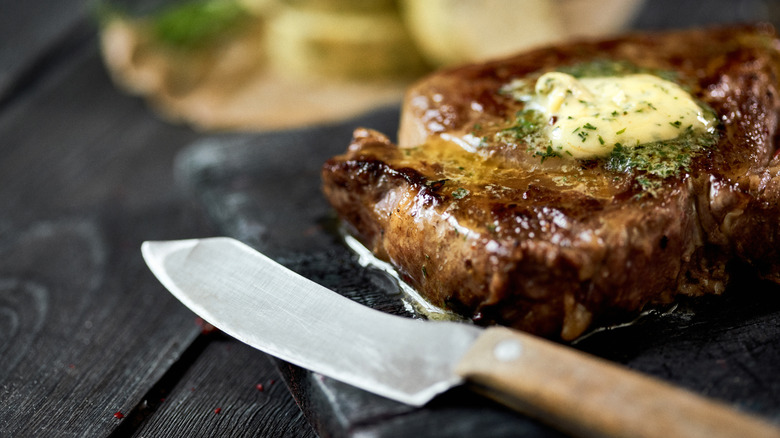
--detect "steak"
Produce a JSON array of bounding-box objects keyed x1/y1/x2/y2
[{"x1": 321, "y1": 24, "x2": 780, "y2": 340}]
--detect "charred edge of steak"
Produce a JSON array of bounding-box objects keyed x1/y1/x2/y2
[{"x1": 322, "y1": 130, "x2": 733, "y2": 340}]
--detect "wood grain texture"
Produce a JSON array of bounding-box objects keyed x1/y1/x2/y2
[
  {"x1": 0, "y1": 7, "x2": 315, "y2": 436},
  {"x1": 0, "y1": 207, "x2": 205, "y2": 436},
  {"x1": 132, "y1": 335, "x2": 317, "y2": 438}
]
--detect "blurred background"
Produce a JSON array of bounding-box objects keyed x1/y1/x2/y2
[{"x1": 86, "y1": 0, "x2": 780, "y2": 130}]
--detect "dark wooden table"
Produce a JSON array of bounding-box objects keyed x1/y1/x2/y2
[
  {"x1": 2, "y1": 1, "x2": 779, "y2": 437},
  {"x1": 0, "y1": 1, "x2": 316, "y2": 436}
]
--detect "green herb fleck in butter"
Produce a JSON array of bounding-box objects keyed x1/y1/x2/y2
[{"x1": 503, "y1": 72, "x2": 717, "y2": 160}]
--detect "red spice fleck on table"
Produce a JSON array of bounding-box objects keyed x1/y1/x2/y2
[
  {"x1": 214, "y1": 407, "x2": 222, "y2": 414},
  {"x1": 255, "y1": 383, "x2": 264, "y2": 391},
  {"x1": 113, "y1": 411, "x2": 124, "y2": 419},
  {"x1": 194, "y1": 317, "x2": 217, "y2": 334}
]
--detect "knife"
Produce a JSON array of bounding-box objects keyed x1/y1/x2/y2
[{"x1": 141, "y1": 237, "x2": 780, "y2": 438}]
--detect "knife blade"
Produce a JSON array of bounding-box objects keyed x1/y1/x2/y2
[{"x1": 142, "y1": 237, "x2": 780, "y2": 438}]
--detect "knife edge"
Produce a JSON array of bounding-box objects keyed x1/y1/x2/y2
[{"x1": 141, "y1": 237, "x2": 482, "y2": 406}]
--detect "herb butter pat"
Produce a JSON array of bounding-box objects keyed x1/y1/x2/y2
[{"x1": 524, "y1": 72, "x2": 716, "y2": 159}]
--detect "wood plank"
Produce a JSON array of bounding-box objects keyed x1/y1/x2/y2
[
  {"x1": 130, "y1": 334, "x2": 317, "y2": 438},
  {"x1": 0, "y1": 24, "x2": 313, "y2": 435},
  {"x1": 0, "y1": 204, "x2": 207, "y2": 436}
]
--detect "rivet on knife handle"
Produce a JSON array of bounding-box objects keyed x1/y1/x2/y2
[{"x1": 455, "y1": 326, "x2": 780, "y2": 438}]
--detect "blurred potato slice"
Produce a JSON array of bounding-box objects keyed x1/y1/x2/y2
[
  {"x1": 401, "y1": 0, "x2": 562, "y2": 66},
  {"x1": 401, "y1": 0, "x2": 644, "y2": 66},
  {"x1": 275, "y1": 0, "x2": 397, "y2": 12},
  {"x1": 266, "y1": 4, "x2": 428, "y2": 80}
]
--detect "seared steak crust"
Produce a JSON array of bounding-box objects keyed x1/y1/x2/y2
[{"x1": 322, "y1": 25, "x2": 780, "y2": 340}]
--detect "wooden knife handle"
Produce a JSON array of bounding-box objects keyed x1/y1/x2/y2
[{"x1": 455, "y1": 326, "x2": 780, "y2": 438}]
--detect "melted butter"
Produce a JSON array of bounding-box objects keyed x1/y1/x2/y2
[
  {"x1": 524, "y1": 72, "x2": 717, "y2": 159},
  {"x1": 342, "y1": 232, "x2": 464, "y2": 322},
  {"x1": 396, "y1": 136, "x2": 619, "y2": 200},
  {"x1": 399, "y1": 137, "x2": 504, "y2": 183}
]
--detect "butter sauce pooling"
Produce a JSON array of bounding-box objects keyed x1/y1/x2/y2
[{"x1": 504, "y1": 72, "x2": 717, "y2": 159}]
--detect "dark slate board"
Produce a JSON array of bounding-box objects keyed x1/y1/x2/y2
[{"x1": 176, "y1": 105, "x2": 780, "y2": 437}]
